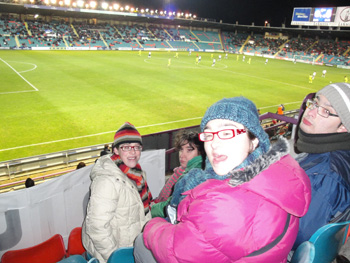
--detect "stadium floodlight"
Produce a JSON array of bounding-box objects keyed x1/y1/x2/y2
[
  {"x1": 125, "y1": 5, "x2": 129, "y2": 11},
  {"x1": 34, "y1": 14, "x2": 39, "y2": 18},
  {"x1": 101, "y1": 2, "x2": 108, "y2": 9},
  {"x1": 119, "y1": 7, "x2": 123, "y2": 11},
  {"x1": 145, "y1": 8, "x2": 149, "y2": 12},
  {"x1": 155, "y1": 9, "x2": 158, "y2": 13},
  {"x1": 150, "y1": 10, "x2": 154, "y2": 14},
  {"x1": 160, "y1": 11, "x2": 163, "y2": 15},
  {"x1": 44, "y1": 0, "x2": 49, "y2": 4},
  {"x1": 185, "y1": 13, "x2": 188, "y2": 18},
  {"x1": 77, "y1": 0, "x2": 84, "y2": 7},
  {"x1": 72, "y1": 2, "x2": 77, "y2": 7},
  {"x1": 164, "y1": 10, "x2": 167, "y2": 14},
  {"x1": 141, "y1": 9, "x2": 144, "y2": 13},
  {"x1": 90, "y1": 1, "x2": 96, "y2": 8},
  {"x1": 177, "y1": 12, "x2": 180, "y2": 17},
  {"x1": 113, "y1": 3, "x2": 119, "y2": 10},
  {"x1": 193, "y1": 15, "x2": 196, "y2": 18},
  {"x1": 58, "y1": 0, "x2": 63, "y2": 5},
  {"x1": 64, "y1": 0, "x2": 70, "y2": 5},
  {"x1": 29, "y1": 0, "x2": 34, "y2": 3},
  {"x1": 130, "y1": 7, "x2": 134, "y2": 12},
  {"x1": 189, "y1": 13, "x2": 192, "y2": 17}
]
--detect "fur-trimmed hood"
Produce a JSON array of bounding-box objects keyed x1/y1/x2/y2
[
  {"x1": 230, "y1": 137, "x2": 311, "y2": 217},
  {"x1": 229, "y1": 137, "x2": 289, "y2": 186}
]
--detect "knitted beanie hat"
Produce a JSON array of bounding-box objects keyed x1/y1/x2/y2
[
  {"x1": 200, "y1": 97, "x2": 270, "y2": 153},
  {"x1": 113, "y1": 122, "x2": 142, "y2": 148},
  {"x1": 316, "y1": 82, "x2": 350, "y2": 132}
]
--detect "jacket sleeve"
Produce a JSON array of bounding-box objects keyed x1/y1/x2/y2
[
  {"x1": 151, "y1": 198, "x2": 170, "y2": 218},
  {"x1": 85, "y1": 176, "x2": 120, "y2": 262},
  {"x1": 143, "y1": 183, "x2": 291, "y2": 263},
  {"x1": 294, "y1": 169, "x2": 350, "y2": 248},
  {"x1": 144, "y1": 190, "x2": 249, "y2": 263}
]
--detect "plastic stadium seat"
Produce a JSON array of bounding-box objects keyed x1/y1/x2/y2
[
  {"x1": 1, "y1": 234, "x2": 66, "y2": 263},
  {"x1": 57, "y1": 255, "x2": 87, "y2": 263},
  {"x1": 290, "y1": 241, "x2": 315, "y2": 263},
  {"x1": 107, "y1": 247, "x2": 134, "y2": 263},
  {"x1": 67, "y1": 227, "x2": 86, "y2": 256},
  {"x1": 291, "y1": 220, "x2": 350, "y2": 263}
]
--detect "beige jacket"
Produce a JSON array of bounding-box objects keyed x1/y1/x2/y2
[{"x1": 82, "y1": 155, "x2": 151, "y2": 263}]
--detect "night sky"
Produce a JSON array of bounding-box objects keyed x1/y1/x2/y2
[{"x1": 110, "y1": 0, "x2": 350, "y2": 27}]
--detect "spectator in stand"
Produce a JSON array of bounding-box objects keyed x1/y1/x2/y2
[
  {"x1": 76, "y1": 161, "x2": 86, "y2": 169},
  {"x1": 153, "y1": 130, "x2": 205, "y2": 204},
  {"x1": 100, "y1": 144, "x2": 111, "y2": 156},
  {"x1": 25, "y1": 178, "x2": 35, "y2": 188},
  {"x1": 293, "y1": 83, "x2": 350, "y2": 249},
  {"x1": 277, "y1": 104, "x2": 284, "y2": 115},
  {"x1": 82, "y1": 122, "x2": 152, "y2": 263},
  {"x1": 134, "y1": 97, "x2": 311, "y2": 263}
]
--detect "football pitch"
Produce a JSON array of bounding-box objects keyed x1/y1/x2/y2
[{"x1": 0, "y1": 50, "x2": 348, "y2": 162}]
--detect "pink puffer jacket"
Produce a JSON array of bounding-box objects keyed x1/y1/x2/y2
[{"x1": 143, "y1": 139, "x2": 311, "y2": 263}]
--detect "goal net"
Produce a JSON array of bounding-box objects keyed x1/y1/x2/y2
[{"x1": 293, "y1": 55, "x2": 315, "y2": 65}]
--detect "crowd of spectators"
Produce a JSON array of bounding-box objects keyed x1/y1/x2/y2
[{"x1": 0, "y1": 14, "x2": 349, "y2": 64}]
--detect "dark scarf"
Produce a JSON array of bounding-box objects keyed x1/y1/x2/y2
[
  {"x1": 296, "y1": 129, "x2": 350, "y2": 154},
  {"x1": 229, "y1": 138, "x2": 289, "y2": 187},
  {"x1": 111, "y1": 154, "x2": 152, "y2": 215},
  {"x1": 170, "y1": 143, "x2": 268, "y2": 207}
]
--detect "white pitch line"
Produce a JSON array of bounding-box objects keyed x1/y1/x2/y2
[
  {"x1": 0, "y1": 100, "x2": 303, "y2": 152},
  {"x1": 0, "y1": 90, "x2": 37, "y2": 95},
  {"x1": 0, "y1": 58, "x2": 39, "y2": 92},
  {"x1": 0, "y1": 117, "x2": 202, "y2": 152}
]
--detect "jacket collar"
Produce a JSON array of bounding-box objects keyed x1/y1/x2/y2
[{"x1": 229, "y1": 138, "x2": 289, "y2": 187}]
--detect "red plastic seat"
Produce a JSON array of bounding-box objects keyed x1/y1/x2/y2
[
  {"x1": 1, "y1": 234, "x2": 66, "y2": 263},
  {"x1": 67, "y1": 227, "x2": 86, "y2": 256}
]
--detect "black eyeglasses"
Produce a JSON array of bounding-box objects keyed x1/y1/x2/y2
[
  {"x1": 306, "y1": 99, "x2": 339, "y2": 118},
  {"x1": 198, "y1": 129, "x2": 246, "y2": 142},
  {"x1": 119, "y1": 145, "x2": 143, "y2": 152}
]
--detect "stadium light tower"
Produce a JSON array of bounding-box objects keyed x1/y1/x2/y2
[
  {"x1": 77, "y1": 0, "x2": 84, "y2": 7},
  {"x1": 64, "y1": 0, "x2": 71, "y2": 6},
  {"x1": 101, "y1": 2, "x2": 108, "y2": 9},
  {"x1": 113, "y1": 3, "x2": 119, "y2": 10},
  {"x1": 90, "y1": 1, "x2": 96, "y2": 8}
]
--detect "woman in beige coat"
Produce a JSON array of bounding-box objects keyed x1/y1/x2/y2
[{"x1": 82, "y1": 122, "x2": 152, "y2": 263}]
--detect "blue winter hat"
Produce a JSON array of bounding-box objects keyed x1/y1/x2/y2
[{"x1": 200, "y1": 96, "x2": 270, "y2": 154}]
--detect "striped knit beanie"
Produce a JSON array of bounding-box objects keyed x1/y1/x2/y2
[
  {"x1": 316, "y1": 83, "x2": 350, "y2": 132},
  {"x1": 200, "y1": 96, "x2": 270, "y2": 154},
  {"x1": 113, "y1": 122, "x2": 142, "y2": 148}
]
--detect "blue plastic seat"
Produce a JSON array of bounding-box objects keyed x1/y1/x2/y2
[
  {"x1": 290, "y1": 241, "x2": 315, "y2": 263},
  {"x1": 57, "y1": 255, "x2": 87, "y2": 263},
  {"x1": 107, "y1": 247, "x2": 134, "y2": 263},
  {"x1": 291, "y1": 220, "x2": 350, "y2": 263}
]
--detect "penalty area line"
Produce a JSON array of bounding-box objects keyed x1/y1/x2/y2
[{"x1": 0, "y1": 57, "x2": 39, "y2": 92}]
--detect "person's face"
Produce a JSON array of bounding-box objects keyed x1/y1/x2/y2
[
  {"x1": 300, "y1": 94, "x2": 345, "y2": 134},
  {"x1": 114, "y1": 142, "x2": 141, "y2": 168},
  {"x1": 204, "y1": 119, "x2": 258, "y2": 176},
  {"x1": 179, "y1": 142, "x2": 199, "y2": 169}
]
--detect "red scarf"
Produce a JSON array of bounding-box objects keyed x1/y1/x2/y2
[{"x1": 111, "y1": 154, "x2": 152, "y2": 215}]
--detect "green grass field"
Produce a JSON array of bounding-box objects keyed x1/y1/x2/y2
[{"x1": 0, "y1": 50, "x2": 348, "y2": 162}]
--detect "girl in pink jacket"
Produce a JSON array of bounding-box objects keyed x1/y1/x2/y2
[{"x1": 134, "y1": 97, "x2": 311, "y2": 263}]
